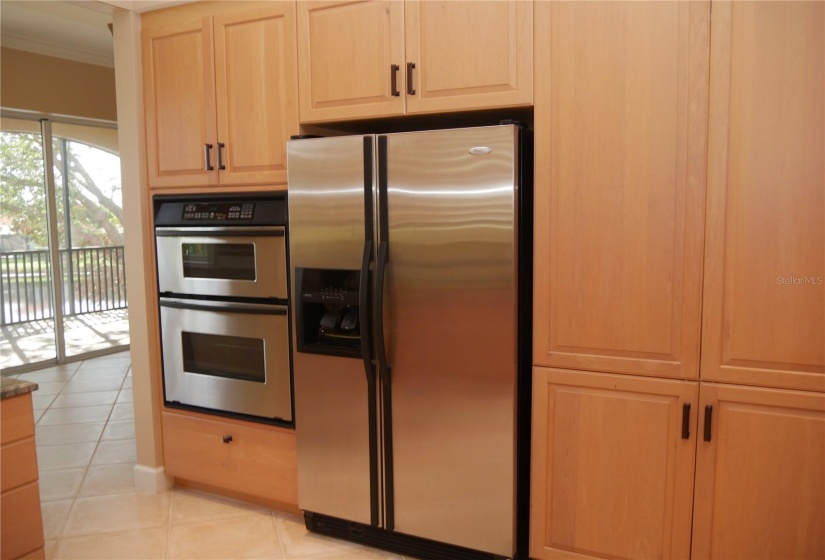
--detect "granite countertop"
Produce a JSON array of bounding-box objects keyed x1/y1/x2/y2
[{"x1": 0, "y1": 377, "x2": 39, "y2": 399}]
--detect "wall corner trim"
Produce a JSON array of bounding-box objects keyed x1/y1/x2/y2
[{"x1": 133, "y1": 464, "x2": 174, "y2": 493}]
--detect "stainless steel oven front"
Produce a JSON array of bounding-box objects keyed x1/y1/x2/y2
[{"x1": 154, "y1": 193, "x2": 293, "y2": 425}]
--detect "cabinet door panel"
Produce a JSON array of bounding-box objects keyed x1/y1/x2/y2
[
  {"x1": 297, "y1": 0, "x2": 404, "y2": 122},
  {"x1": 530, "y1": 368, "x2": 697, "y2": 560},
  {"x1": 404, "y1": 0, "x2": 532, "y2": 114},
  {"x1": 532, "y1": 1, "x2": 709, "y2": 379},
  {"x1": 702, "y1": 1, "x2": 825, "y2": 392},
  {"x1": 692, "y1": 383, "x2": 825, "y2": 558},
  {"x1": 143, "y1": 19, "x2": 218, "y2": 188},
  {"x1": 214, "y1": 4, "x2": 298, "y2": 186}
]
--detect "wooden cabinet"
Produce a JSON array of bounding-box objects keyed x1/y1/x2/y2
[
  {"x1": 692, "y1": 383, "x2": 825, "y2": 559},
  {"x1": 530, "y1": 368, "x2": 698, "y2": 560},
  {"x1": 701, "y1": 1, "x2": 825, "y2": 393},
  {"x1": 297, "y1": 0, "x2": 532, "y2": 123},
  {"x1": 143, "y1": 2, "x2": 298, "y2": 189},
  {"x1": 0, "y1": 392, "x2": 45, "y2": 560},
  {"x1": 532, "y1": 0, "x2": 710, "y2": 380},
  {"x1": 161, "y1": 411, "x2": 298, "y2": 509}
]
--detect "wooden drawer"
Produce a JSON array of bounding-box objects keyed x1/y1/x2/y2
[
  {"x1": 0, "y1": 482, "x2": 45, "y2": 560},
  {"x1": 162, "y1": 412, "x2": 298, "y2": 507},
  {"x1": 1, "y1": 393, "x2": 35, "y2": 445},
  {"x1": 1, "y1": 438, "x2": 39, "y2": 492}
]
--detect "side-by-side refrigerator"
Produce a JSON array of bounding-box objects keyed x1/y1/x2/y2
[{"x1": 287, "y1": 124, "x2": 532, "y2": 560}]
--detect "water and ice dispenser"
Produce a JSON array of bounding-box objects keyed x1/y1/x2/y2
[{"x1": 295, "y1": 268, "x2": 363, "y2": 358}]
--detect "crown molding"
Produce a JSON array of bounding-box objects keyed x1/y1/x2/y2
[{"x1": 1, "y1": 34, "x2": 114, "y2": 68}]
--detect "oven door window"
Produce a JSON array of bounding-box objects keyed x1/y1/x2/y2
[
  {"x1": 182, "y1": 243, "x2": 256, "y2": 281},
  {"x1": 181, "y1": 332, "x2": 265, "y2": 383}
]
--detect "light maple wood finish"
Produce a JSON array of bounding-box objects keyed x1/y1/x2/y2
[
  {"x1": 701, "y1": 1, "x2": 825, "y2": 392},
  {"x1": 530, "y1": 367, "x2": 697, "y2": 560},
  {"x1": 161, "y1": 411, "x2": 298, "y2": 508},
  {"x1": 297, "y1": 0, "x2": 405, "y2": 123},
  {"x1": 0, "y1": 439, "x2": 38, "y2": 493},
  {"x1": 142, "y1": 17, "x2": 218, "y2": 188},
  {"x1": 404, "y1": 0, "x2": 532, "y2": 114},
  {"x1": 532, "y1": 1, "x2": 710, "y2": 380},
  {"x1": 692, "y1": 383, "x2": 825, "y2": 558},
  {"x1": 213, "y1": 3, "x2": 298, "y2": 186},
  {"x1": 0, "y1": 483, "x2": 45, "y2": 560},
  {"x1": 1, "y1": 392, "x2": 35, "y2": 444}
]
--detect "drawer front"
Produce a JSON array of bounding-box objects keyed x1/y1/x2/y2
[
  {"x1": 1, "y1": 438, "x2": 38, "y2": 492},
  {"x1": 1, "y1": 393, "x2": 35, "y2": 445},
  {"x1": 0, "y1": 482, "x2": 45, "y2": 560},
  {"x1": 162, "y1": 412, "x2": 297, "y2": 506}
]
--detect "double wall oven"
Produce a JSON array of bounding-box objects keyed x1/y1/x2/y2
[{"x1": 154, "y1": 193, "x2": 293, "y2": 425}]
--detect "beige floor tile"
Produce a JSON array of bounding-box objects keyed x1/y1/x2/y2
[
  {"x1": 168, "y1": 514, "x2": 283, "y2": 559},
  {"x1": 41, "y1": 499, "x2": 73, "y2": 540},
  {"x1": 71, "y1": 367, "x2": 129, "y2": 379},
  {"x1": 36, "y1": 422, "x2": 106, "y2": 446},
  {"x1": 90, "y1": 439, "x2": 136, "y2": 466},
  {"x1": 61, "y1": 377, "x2": 125, "y2": 393},
  {"x1": 101, "y1": 420, "x2": 135, "y2": 441},
  {"x1": 116, "y1": 389, "x2": 133, "y2": 404},
  {"x1": 62, "y1": 491, "x2": 171, "y2": 537},
  {"x1": 79, "y1": 463, "x2": 135, "y2": 497},
  {"x1": 273, "y1": 511, "x2": 371, "y2": 559},
  {"x1": 171, "y1": 488, "x2": 270, "y2": 527},
  {"x1": 37, "y1": 442, "x2": 97, "y2": 471},
  {"x1": 109, "y1": 402, "x2": 134, "y2": 422},
  {"x1": 34, "y1": 408, "x2": 46, "y2": 424},
  {"x1": 38, "y1": 405, "x2": 113, "y2": 426},
  {"x1": 311, "y1": 547, "x2": 405, "y2": 559},
  {"x1": 78, "y1": 356, "x2": 131, "y2": 368},
  {"x1": 51, "y1": 390, "x2": 119, "y2": 408},
  {"x1": 32, "y1": 392, "x2": 58, "y2": 411},
  {"x1": 38, "y1": 468, "x2": 86, "y2": 502},
  {"x1": 53, "y1": 527, "x2": 167, "y2": 559},
  {"x1": 18, "y1": 365, "x2": 79, "y2": 383},
  {"x1": 34, "y1": 381, "x2": 68, "y2": 395},
  {"x1": 44, "y1": 538, "x2": 57, "y2": 560}
]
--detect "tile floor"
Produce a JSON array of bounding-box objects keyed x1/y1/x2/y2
[{"x1": 10, "y1": 352, "x2": 408, "y2": 560}]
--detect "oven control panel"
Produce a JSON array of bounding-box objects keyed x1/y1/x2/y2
[{"x1": 182, "y1": 202, "x2": 255, "y2": 221}]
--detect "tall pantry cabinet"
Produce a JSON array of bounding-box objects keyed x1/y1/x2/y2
[{"x1": 530, "y1": 1, "x2": 825, "y2": 559}]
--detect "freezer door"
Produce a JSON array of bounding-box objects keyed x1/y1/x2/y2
[
  {"x1": 382, "y1": 125, "x2": 520, "y2": 556},
  {"x1": 287, "y1": 135, "x2": 378, "y2": 526}
]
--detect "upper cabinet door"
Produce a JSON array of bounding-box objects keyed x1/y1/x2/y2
[
  {"x1": 404, "y1": 0, "x2": 532, "y2": 114},
  {"x1": 701, "y1": 2, "x2": 825, "y2": 392},
  {"x1": 143, "y1": 19, "x2": 218, "y2": 188},
  {"x1": 214, "y1": 4, "x2": 299, "y2": 186},
  {"x1": 297, "y1": 0, "x2": 405, "y2": 123},
  {"x1": 532, "y1": 1, "x2": 710, "y2": 379}
]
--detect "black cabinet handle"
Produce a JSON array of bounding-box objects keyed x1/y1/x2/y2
[
  {"x1": 703, "y1": 405, "x2": 713, "y2": 442},
  {"x1": 390, "y1": 64, "x2": 400, "y2": 97},
  {"x1": 217, "y1": 142, "x2": 226, "y2": 170},
  {"x1": 681, "y1": 403, "x2": 691, "y2": 439},
  {"x1": 406, "y1": 62, "x2": 416, "y2": 95},
  {"x1": 204, "y1": 143, "x2": 214, "y2": 171},
  {"x1": 222, "y1": 435, "x2": 233, "y2": 444}
]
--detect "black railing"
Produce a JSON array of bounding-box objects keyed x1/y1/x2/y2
[{"x1": 0, "y1": 246, "x2": 128, "y2": 325}]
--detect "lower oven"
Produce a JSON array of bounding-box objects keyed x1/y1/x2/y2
[{"x1": 153, "y1": 193, "x2": 293, "y2": 425}]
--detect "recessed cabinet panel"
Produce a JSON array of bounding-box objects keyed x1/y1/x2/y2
[
  {"x1": 530, "y1": 368, "x2": 697, "y2": 560},
  {"x1": 533, "y1": 1, "x2": 709, "y2": 379},
  {"x1": 405, "y1": 0, "x2": 532, "y2": 114},
  {"x1": 701, "y1": 1, "x2": 825, "y2": 392}
]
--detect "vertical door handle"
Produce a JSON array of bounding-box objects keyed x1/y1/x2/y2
[
  {"x1": 390, "y1": 64, "x2": 400, "y2": 96},
  {"x1": 204, "y1": 143, "x2": 214, "y2": 171},
  {"x1": 681, "y1": 403, "x2": 691, "y2": 439},
  {"x1": 217, "y1": 142, "x2": 226, "y2": 170},
  {"x1": 703, "y1": 405, "x2": 713, "y2": 442},
  {"x1": 406, "y1": 62, "x2": 416, "y2": 95}
]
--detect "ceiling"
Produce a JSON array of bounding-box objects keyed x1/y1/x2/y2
[{"x1": 0, "y1": 0, "x2": 190, "y2": 68}]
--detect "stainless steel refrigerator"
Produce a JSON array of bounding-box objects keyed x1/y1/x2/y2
[{"x1": 287, "y1": 124, "x2": 532, "y2": 560}]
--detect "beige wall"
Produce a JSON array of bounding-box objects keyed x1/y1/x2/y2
[{"x1": 0, "y1": 47, "x2": 117, "y2": 121}]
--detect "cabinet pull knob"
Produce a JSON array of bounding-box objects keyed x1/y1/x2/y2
[
  {"x1": 390, "y1": 64, "x2": 400, "y2": 97},
  {"x1": 703, "y1": 405, "x2": 713, "y2": 442},
  {"x1": 406, "y1": 62, "x2": 416, "y2": 95},
  {"x1": 204, "y1": 143, "x2": 214, "y2": 171},
  {"x1": 223, "y1": 435, "x2": 233, "y2": 444},
  {"x1": 681, "y1": 403, "x2": 691, "y2": 439},
  {"x1": 217, "y1": 142, "x2": 226, "y2": 170}
]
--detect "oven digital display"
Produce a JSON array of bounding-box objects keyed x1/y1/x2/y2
[{"x1": 182, "y1": 202, "x2": 254, "y2": 221}]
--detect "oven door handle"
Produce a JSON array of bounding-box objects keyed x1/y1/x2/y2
[
  {"x1": 159, "y1": 297, "x2": 287, "y2": 315},
  {"x1": 155, "y1": 226, "x2": 285, "y2": 237}
]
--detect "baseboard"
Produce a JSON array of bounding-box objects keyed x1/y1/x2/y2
[{"x1": 133, "y1": 464, "x2": 173, "y2": 493}]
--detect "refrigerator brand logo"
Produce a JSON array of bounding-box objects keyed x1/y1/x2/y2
[{"x1": 468, "y1": 146, "x2": 493, "y2": 156}]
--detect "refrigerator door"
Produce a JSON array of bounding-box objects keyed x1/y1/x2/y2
[
  {"x1": 381, "y1": 125, "x2": 520, "y2": 555},
  {"x1": 287, "y1": 135, "x2": 378, "y2": 526}
]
